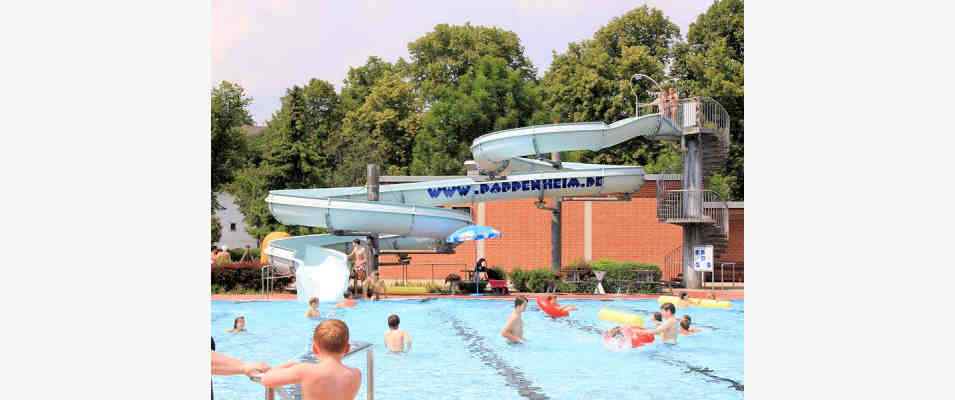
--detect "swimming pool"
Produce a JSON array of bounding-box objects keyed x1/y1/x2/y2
[{"x1": 212, "y1": 297, "x2": 743, "y2": 399}]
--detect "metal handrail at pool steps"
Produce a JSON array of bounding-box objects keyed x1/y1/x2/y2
[{"x1": 249, "y1": 340, "x2": 375, "y2": 400}]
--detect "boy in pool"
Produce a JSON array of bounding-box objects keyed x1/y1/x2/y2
[
  {"x1": 631, "y1": 303, "x2": 679, "y2": 344},
  {"x1": 336, "y1": 292, "x2": 357, "y2": 308},
  {"x1": 501, "y1": 295, "x2": 528, "y2": 344},
  {"x1": 680, "y1": 315, "x2": 702, "y2": 335},
  {"x1": 383, "y1": 314, "x2": 412, "y2": 352},
  {"x1": 305, "y1": 297, "x2": 321, "y2": 318},
  {"x1": 260, "y1": 319, "x2": 361, "y2": 400},
  {"x1": 545, "y1": 294, "x2": 578, "y2": 313}
]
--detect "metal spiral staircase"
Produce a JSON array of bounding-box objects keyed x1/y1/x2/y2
[{"x1": 652, "y1": 97, "x2": 732, "y2": 287}]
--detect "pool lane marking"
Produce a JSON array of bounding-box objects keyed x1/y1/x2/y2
[
  {"x1": 648, "y1": 353, "x2": 744, "y2": 391},
  {"x1": 541, "y1": 314, "x2": 743, "y2": 392},
  {"x1": 434, "y1": 310, "x2": 551, "y2": 400}
]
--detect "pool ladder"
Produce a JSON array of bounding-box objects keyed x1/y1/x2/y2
[{"x1": 250, "y1": 341, "x2": 375, "y2": 400}]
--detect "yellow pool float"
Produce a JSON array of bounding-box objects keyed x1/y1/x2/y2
[
  {"x1": 598, "y1": 308, "x2": 645, "y2": 326},
  {"x1": 657, "y1": 295, "x2": 732, "y2": 309}
]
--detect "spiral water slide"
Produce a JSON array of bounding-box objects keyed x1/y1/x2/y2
[{"x1": 265, "y1": 114, "x2": 681, "y2": 302}]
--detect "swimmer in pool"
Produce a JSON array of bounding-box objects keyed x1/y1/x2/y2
[
  {"x1": 228, "y1": 316, "x2": 247, "y2": 333},
  {"x1": 501, "y1": 295, "x2": 528, "y2": 344},
  {"x1": 652, "y1": 311, "x2": 663, "y2": 326},
  {"x1": 305, "y1": 297, "x2": 321, "y2": 318},
  {"x1": 545, "y1": 294, "x2": 578, "y2": 313},
  {"x1": 631, "y1": 303, "x2": 679, "y2": 344},
  {"x1": 336, "y1": 292, "x2": 357, "y2": 308},
  {"x1": 680, "y1": 315, "x2": 702, "y2": 335},
  {"x1": 383, "y1": 314, "x2": 412, "y2": 352}
]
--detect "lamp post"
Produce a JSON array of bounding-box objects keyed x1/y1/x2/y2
[{"x1": 631, "y1": 73, "x2": 660, "y2": 118}]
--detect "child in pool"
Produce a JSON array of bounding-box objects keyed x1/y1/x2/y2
[
  {"x1": 336, "y1": 292, "x2": 357, "y2": 308},
  {"x1": 545, "y1": 294, "x2": 578, "y2": 313},
  {"x1": 227, "y1": 316, "x2": 246, "y2": 333},
  {"x1": 260, "y1": 319, "x2": 361, "y2": 400},
  {"x1": 305, "y1": 297, "x2": 321, "y2": 318},
  {"x1": 680, "y1": 315, "x2": 702, "y2": 335},
  {"x1": 383, "y1": 314, "x2": 412, "y2": 353},
  {"x1": 501, "y1": 296, "x2": 528, "y2": 344}
]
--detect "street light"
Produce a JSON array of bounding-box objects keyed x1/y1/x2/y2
[{"x1": 631, "y1": 74, "x2": 661, "y2": 117}]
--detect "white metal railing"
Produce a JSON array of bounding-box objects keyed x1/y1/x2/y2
[
  {"x1": 656, "y1": 189, "x2": 729, "y2": 235},
  {"x1": 252, "y1": 341, "x2": 375, "y2": 400},
  {"x1": 639, "y1": 96, "x2": 731, "y2": 145}
]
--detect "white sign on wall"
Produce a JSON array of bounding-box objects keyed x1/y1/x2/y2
[{"x1": 692, "y1": 245, "x2": 714, "y2": 272}]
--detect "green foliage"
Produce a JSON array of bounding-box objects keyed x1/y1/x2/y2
[
  {"x1": 407, "y1": 23, "x2": 536, "y2": 100},
  {"x1": 539, "y1": 6, "x2": 679, "y2": 169},
  {"x1": 643, "y1": 142, "x2": 683, "y2": 174},
  {"x1": 227, "y1": 247, "x2": 261, "y2": 261},
  {"x1": 211, "y1": 262, "x2": 283, "y2": 293},
  {"x1": 211, "y1": 215, "x2": 222, "y2": 244},
  {"x1": 591, "y1": 259, "x2": 661, "y2": 293},
  {"x1": 706, "y1": 173, "x2": 736, "y2": 200},
  {"x1": 507, "y1": 268, "x2": 555, "y2": 292},
  {"x1": 671, "y1": 0, "x2": 744, "y2": 199},
  {"x1": 332, "y1": 70, "x2": 421, "y2": 186},
  {"x1": 211, "y1": 81, "x2": 253, "y2": 193},
  {"x1": 411, "y1": 56, "x2": 542, "y2": 175}
]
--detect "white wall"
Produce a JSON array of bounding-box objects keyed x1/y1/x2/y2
[{"x1": 215, "y1": 192, "x2": 258, "y2": 249}]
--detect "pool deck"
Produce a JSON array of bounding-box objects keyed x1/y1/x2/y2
[{"x1": 212, "y1": 289, "x2": 743, "y2": 302}]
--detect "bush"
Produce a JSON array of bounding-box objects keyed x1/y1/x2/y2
[
  {"x1": 507, "y1": 268, "x2": 556, "y2": 292},
  {"x1": 227, "y1": 247, "x2": 261, "y2": 261},
  {"x1": 509, "y1": 268, "x2": 527, "y2": 291},
  {"x1": 211, "y1": 261, "x2": 284, "y2": 293},
  {"x1": 590, "y1": 259, "x2": 661, "y2": 294}
]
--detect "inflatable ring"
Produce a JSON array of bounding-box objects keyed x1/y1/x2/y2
[
  {"x1": 536, "y1": 296, "x2": 569, "y2": 318},
  {"x1": 597, "y1": 308, "x2": 644, "y2": 326},
  {"x1": 657, "y1": 295, "x2": 732, "y2": 309}
]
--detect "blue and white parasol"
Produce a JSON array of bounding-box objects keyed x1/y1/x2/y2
[{"x1": 446, "y1": 225, "x2": 502, "y2": 243}]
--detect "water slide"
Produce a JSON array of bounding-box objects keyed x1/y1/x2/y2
[{"x1": 265, "y1": 113, "x2": 681, "y2": 302}]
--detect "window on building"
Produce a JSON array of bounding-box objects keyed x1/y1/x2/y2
[
  {"x1": 230, "y1": 223, "x2": 237, "y2": 232},
  {"x1": 451, "y1": 206, "x2": 471, "y2": 216}
]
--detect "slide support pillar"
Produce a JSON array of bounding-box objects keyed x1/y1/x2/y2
[
  {"x1": 367, "y1": 164, "x2": 380, "y2": 274},
  {"x1": 681, "y1": 137, "x2": 703, "y2": 289},
  {"x1": 550, "y1": 152, "x2": 562, "y2": 273}
]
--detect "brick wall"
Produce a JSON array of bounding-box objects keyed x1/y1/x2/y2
[{"x1": 377, "y1": 180, "x2": 743, "y2": 282}]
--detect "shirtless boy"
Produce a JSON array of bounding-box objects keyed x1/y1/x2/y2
[
  {"x1": 305, "y1": 297, "x2": 321, "y2": 318},
  {"x1": 260, "y1": 319, "x2": 361, "y2": 400},
  {"x1": 632, "y1": 302, "x2": 679, "y2": 344},
  {"x1": 383, "y1": 314, "x2": 412, "y2": 352},
  {"x1": 501, "y1": 295, "x2": 528, "y2": 344}
]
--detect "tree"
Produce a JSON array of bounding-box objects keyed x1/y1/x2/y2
[
  {"x1": 333, "y1": 71, "x2": 422, "y2": 186},
  {"x1": 671, "y1": 0, "x2": 744, "y2": 199},
  {"x1": 228, "y1": 80, "x2": 341, "y2": 239},
  {"x1": 211, "y1": 215, "x2": 222, "y2": 245},
  {"x1": 211, "y1": 81, "x2": 253, "y2": 206},
  {"x1": 407, "y1": 23, "x2": 537, "y2": 100},
  {"x1": 539, "y1": 6, "x2": 680, "y2": 167},
  {"x1": 410, "y1": 56, "x2": 543, "y2": 175}
]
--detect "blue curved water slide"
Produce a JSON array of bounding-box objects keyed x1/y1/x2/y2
[{"x1": 265, "y1": 113, "x2": 681, "y2": 302}]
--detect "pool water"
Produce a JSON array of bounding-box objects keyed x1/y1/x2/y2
[{"x1": 212, "y1": 298, "x2": 743, "y2": 399}]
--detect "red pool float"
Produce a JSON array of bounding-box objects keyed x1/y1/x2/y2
[{"x1": 536, "y1": 296, "x2": 569, "y2": 318}]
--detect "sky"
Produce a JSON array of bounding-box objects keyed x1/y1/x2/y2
[{"x1": 212, "y1": 0, "x2": 715, "y2": 124}]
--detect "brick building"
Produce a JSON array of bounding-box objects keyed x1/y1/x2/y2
[{"x1": 377, "y1": 175, "x2": 744, "y2": 283}]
